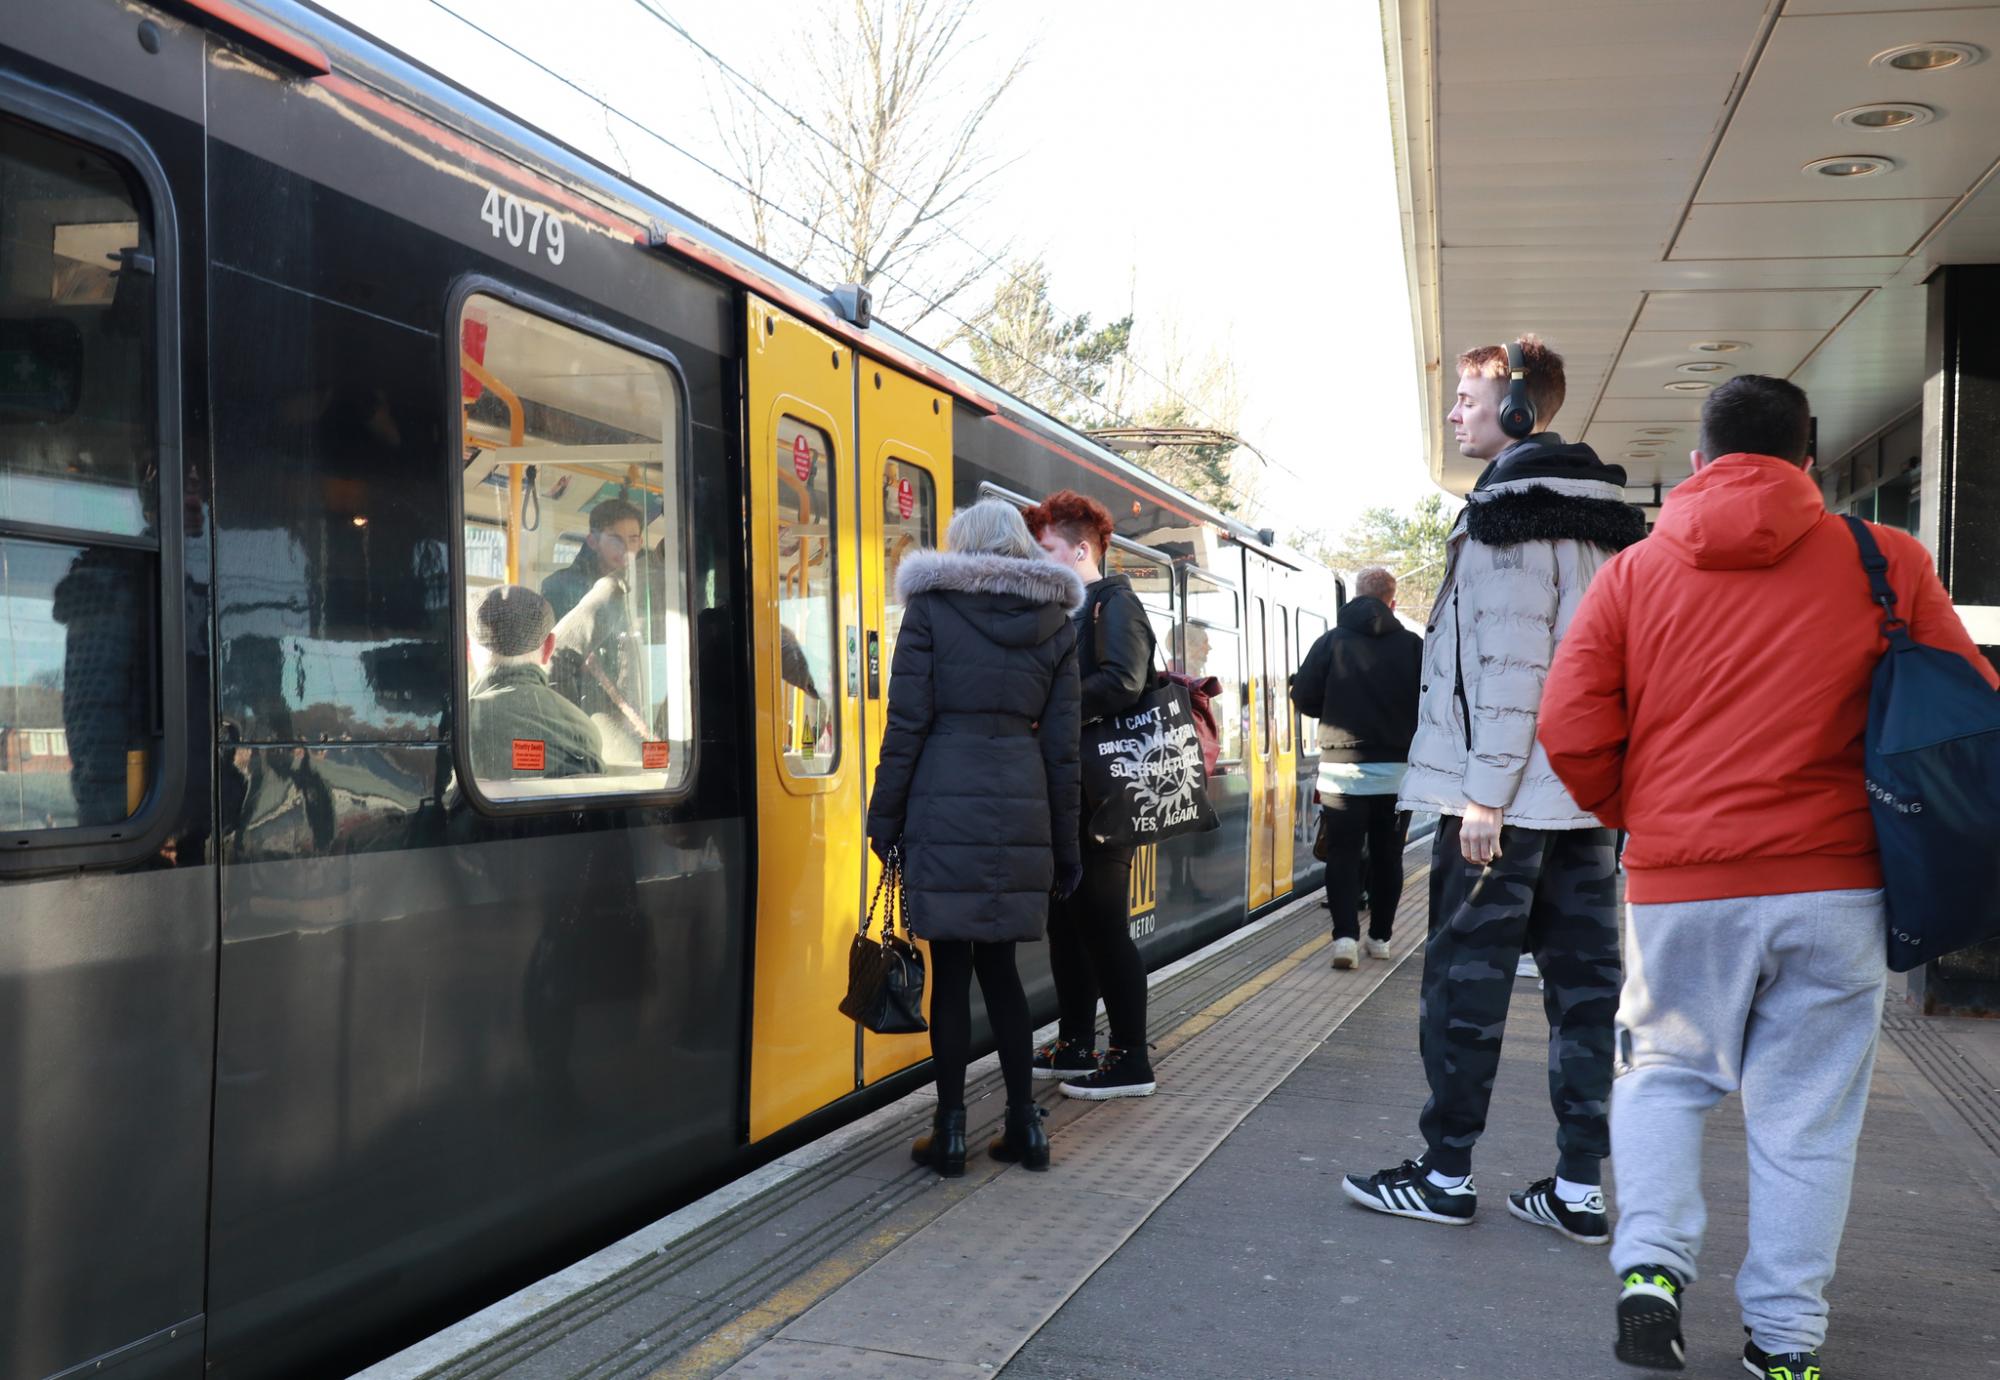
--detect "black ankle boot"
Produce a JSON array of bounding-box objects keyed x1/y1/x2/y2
[
  {"x1": 989, "y1": 1101, "x2": 1050, "y2": 1171},
  {"x1": 911, "y1": 1107, "x2": 966, "y2": 1177}
]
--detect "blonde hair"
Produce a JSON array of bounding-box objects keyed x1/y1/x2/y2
[{"x1": 945, "y1": 499, "x2": 1040, "y2": 561}]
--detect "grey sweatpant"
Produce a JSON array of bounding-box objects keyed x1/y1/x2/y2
[{"x1": 1610, "y1": 888, "x2": 1887, "y2": 1354}]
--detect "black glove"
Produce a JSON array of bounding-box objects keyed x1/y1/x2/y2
[
  {"x1": 870, "y1": 835, "x2": 898, "y2": 863},
  {"x1": 1054, "y1": 862, "x2": 1084, "y2": 900}
]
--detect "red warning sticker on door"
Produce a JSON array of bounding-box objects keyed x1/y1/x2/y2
[
  {"x1": 642, "y1": 740, "x2": 671, "y2": 769},
  {"x1": 511, "y1": 739, "x2": 546, "y2": 772},
  {"x1": 896, "y1": 477, "x2": 915, "y2": 519},
  {"x1": 792, "y1": 432, "x2": 813, "y2": 482}
]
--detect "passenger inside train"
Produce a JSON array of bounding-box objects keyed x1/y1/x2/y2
[{"x1": 466, "y1": 584, "x2": 604, "y2": 782}]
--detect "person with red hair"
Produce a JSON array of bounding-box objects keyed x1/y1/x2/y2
[{"x1": 1023, "y1": 490, "x2": 1159, "y2": 1099}]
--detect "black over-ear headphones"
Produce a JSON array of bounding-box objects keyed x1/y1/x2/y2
[{"x1": 1499, "y1": 340, "x2": 1536, "y2": 440}]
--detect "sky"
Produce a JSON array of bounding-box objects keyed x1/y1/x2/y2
[{"x1": 316, "y1": 0, "x2": 1440, "y2": 539}]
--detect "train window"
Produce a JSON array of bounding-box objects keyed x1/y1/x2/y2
[
  {"x1": 1275, "y1": 603, "x2": 1292, "y2": 753},
  {"x1": 776, "y1": 416, "x2": 839, "y2": 777},
  {"x1": 1251, "y1": 596, "x2": 1271, "y2": 747},
  {"x1": 0, "y1": 117, "x2": 162, "y2": 836},
  {"x1": 1109, "y1": 544, "x2": 1176, "y2": 653},
  {"x1": 455, "y1": 292, "x2": 692, "y2": 802},
  {"x1": 1182, "y1": 570, "x2": 1242, "y2": 766},
  {"x1": 1296, "y1": 608, "x2": 1329, "y2": 752},
  {"x1": 882, "y1": 458, "x2": 935, "y2": 661}
]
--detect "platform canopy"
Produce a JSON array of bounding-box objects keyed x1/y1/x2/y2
[{"x1": 1382, "y1": 0, "x2": 2000, "y2": 501}]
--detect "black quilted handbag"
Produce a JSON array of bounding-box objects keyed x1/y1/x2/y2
[{"x1": 838, "y1": 849, "x2": 928, "y2": 1035}]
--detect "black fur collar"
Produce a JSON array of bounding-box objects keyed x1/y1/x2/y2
[{"x1": 1465, "y1": 485, "x2": 1648, "y2": 552}]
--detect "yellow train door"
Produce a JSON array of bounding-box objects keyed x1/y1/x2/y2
[
  {"x1": 856, "y1": 363, "x2": 952, "y2": 1085},
  {"x1": 745, "y1": 298, "x2": 866, "y2": 1140},
  {"x1": 1246, "y1": 580, "x2": 1273, "y2": 910},
  {"x1": 1270, "y1": 597, "x2": 1296, "y2": 899}
]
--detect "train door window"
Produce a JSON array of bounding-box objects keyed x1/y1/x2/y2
[
  {"x1": 1109, "y1": 543, "x2": 1176, "y2": 657},
  {"x1": 882, "y1": 458, "x2": 935, "y2": 656},
  {"x1": 1274, "y1": 603, "x2": 1292, "y2": 753},
  {"x1": 455, "y1": 291, "x2": 692, "y2": 802},
  {"x1": 1296, "y1": 609, "x2": 1329, "y2": 750},
  {"x1": 0, "y1": 116, "x2": 164, "y2": 837},
  {"x1": 1250, "y1": 596, "x2": 1270, "y2": 746},
  {"x1": 775, "y1": 416, "x2": 839, "y2": 777},
  {"x1": 1183, "y1": 569, "x2": 1241, "y2": 766}
]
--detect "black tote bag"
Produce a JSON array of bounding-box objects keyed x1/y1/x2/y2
[
  {"x1": 1080, "y1": 674, "x2": 1222, "y2": 848},
  {"x1": 838, "y1": 850, "x2": 928, "y2": 1034}
]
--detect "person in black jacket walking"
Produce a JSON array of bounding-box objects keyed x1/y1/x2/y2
[
  {"x1": 866, "y1": 499, "x2": 1085, "y2": 1175},
  {"x1": 1291, "y1": 566, "x2": 1423, "y2": 968},
  {"x1": 1025, "y1": 490, "x2": 1160, "y2": 1101}
]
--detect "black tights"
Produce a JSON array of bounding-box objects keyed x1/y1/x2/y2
[
  {"x1": 928, "y1": 940, "x2": 1034, "y2": 1110},
  {"x1": 1048, "y1": 848, "x2": 1149, "y2": 1052}
]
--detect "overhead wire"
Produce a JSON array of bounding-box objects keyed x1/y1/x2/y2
[
  {"x1": 628, "y1": 0, "x2": 1310, "y2": 490},
  {"x1": 417, "y1": 0, "x2": 1282, "y2": 512}
]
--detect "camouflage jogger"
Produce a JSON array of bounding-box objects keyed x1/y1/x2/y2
[{"x1": 1417, "y1": 815, "x2": 1621, "y2": 1183}]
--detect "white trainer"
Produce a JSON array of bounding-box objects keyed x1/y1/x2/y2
[
  {"x1": 1364, "y1": 938, "x2": 1391, "y2": 960},
  {"x1": 1330, "y1": 937, "x2": 1359, "y2": 970}
]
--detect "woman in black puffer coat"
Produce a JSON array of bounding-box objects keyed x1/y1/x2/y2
[{"x1": 866, "y1": 499, "x2": 1084, "y2": 1175}]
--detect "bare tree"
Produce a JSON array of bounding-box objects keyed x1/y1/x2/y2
[{"x1": 711, "y1": 0, "x2": 1031, "y2": 329}]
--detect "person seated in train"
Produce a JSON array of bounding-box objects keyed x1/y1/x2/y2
[
  {"x1": 468, "y1": 584, "x2": 604, "y2": 781},
  {"x1": 865, "y1": 498, "x2": 1084, "y2": 1177}
]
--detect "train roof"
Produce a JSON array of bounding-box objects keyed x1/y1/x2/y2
[{"x1": 228, "y1": 0, "x2": 1297, "y2": 560}]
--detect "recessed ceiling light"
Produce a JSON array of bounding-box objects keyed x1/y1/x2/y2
[
  {"x1": 1666, "y1": 380, "x2": 1714, "y2": 392},
  {"x1": 1804, "y1": 155, "x2": 1896, "y2": 179},
  {"x1": 1639, "y1": 427, "x2": 1678, "y2": 436},
  {"x1": 1835, "y1": 102, "x2": 1936, "y2": 131},
  {"x1": 1627, "y1": 452, "x2": 1660, "y2": 461},
  {"x1": 1690, "y1": 341, "x2": 1748, "y2": 354},
  {"x1": 1872, "y1": 42, "x2": 1984, "y2": 72},
  {"x1": 1678, "y1": 362, "x2": 1731, "y2": 375}
]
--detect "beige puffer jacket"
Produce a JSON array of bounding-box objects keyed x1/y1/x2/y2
[{"x1": 1397, "y1": 470, "x2": 1647, "y2": 829}]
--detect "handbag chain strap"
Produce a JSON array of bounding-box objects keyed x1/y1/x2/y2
[{"x1": 863, "y1": 847, "x2": 902, "y2": 939}]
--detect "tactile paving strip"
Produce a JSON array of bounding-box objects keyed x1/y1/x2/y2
[{"x1": 717, "y1": 879, "x2": 1432, "y2": 1378}]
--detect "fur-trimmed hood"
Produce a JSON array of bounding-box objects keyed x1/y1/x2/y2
[
  {"x1": 896, "y1": 549, "x2": 1086, "y2": 608},
  {"x1": 1465, "y1": 477, "x2": 1649, "y2": 553}
]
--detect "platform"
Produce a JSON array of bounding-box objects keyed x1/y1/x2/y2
[{"x1": 356, "y1": 857, "x2": 2000, "y2": 1380}]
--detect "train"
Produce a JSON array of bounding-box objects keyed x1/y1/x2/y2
[{"x1": 0, "y1": 3, "x2": 1343, "y2": 1376}]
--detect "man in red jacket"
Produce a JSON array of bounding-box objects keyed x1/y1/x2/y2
[{"x1": 1538, "y1": 376, "x2": 1997, "y2": 1379}]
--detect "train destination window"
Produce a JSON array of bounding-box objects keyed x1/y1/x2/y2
[
  {"x1": 881, "y1": 458, "x2": 934, "y2": 659},
  {"x1": 455, "y1": 292, "x2": 692, "y2": 802},
  {"x1": 776, "y1": 416, "x2": 838, "y2": 777},
  {"x1": 0, "y1": 118, "x2": 162, "y2": 834},
  {"x1": 1182, "y1": 569, "x2": 1242, "y2": 766}
]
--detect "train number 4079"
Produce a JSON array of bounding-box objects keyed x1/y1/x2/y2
[{"x1": 480, "y1": 187, "x2": 566, "y2": 265}]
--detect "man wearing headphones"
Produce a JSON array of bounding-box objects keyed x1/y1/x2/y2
[{"x1": 1343, "y1": 336, "x2": 1647, "y2": 1245}]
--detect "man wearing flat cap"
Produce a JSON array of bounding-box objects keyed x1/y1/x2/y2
[{"x1": 468, "y1": 585, "x2": 605, "y2": 782}]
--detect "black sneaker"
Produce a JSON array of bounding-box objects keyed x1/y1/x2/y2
[
  {"x1": 1340, "y1": 1159, "x2": 1476, "y2": 1225},
  {"x1": 1030, "y1": 1038, "x2": 1099, "y2": 1081},
  {"x1": 1058, "y1": 1045, "x2": 1156, "y2": 1099},
  {"x1": 1743, "y1": 1340, "x2": 1823, "y2": 1379},
  {"x1": 1615, "y1": 1263, "x2": 1687, "y2": 1371},
  {"x1": 1508, "y1": 1177, "x2": 1610, "y2": 1244}
]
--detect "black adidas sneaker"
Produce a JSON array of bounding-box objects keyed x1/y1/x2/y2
[
  {"x1": 1030, "y1": 1038, "x2": 1098, "y2": 1081},
  {"x1": 1340, "y1": 1159, "x2": 1476, "y2": 1225},
  {"x1": 1615, "y1": 1263, "x2": 1687, "y2": 1371},
  {"x1": 1058, "y1": 1045, "x2": 1156, "y2": 1099},
  {"x1": 1743, "y1": 1340, "x2": 1823, "y2": 1379},
  {"x1": 1508, "y1": 1177, "x2": 1610, "y2": 1244}
]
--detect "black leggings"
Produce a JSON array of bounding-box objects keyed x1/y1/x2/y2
[
  {"x1": 1048, "y1": 848, "x2": 1149, "y2": 1052},
  {"x1": 928, "y1": 940, "x2": 1034, "y2": 1110}
]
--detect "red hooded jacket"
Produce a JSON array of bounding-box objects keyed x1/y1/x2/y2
[{"x1": 1538, "y1": 453, "x2": 1998, "y2": 905}]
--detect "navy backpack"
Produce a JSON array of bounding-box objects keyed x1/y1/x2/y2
[{"x1": 1845, "y1": 516, "x2": 2000, "y2": 972}]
